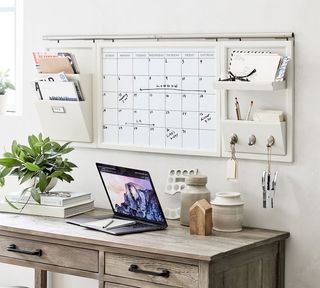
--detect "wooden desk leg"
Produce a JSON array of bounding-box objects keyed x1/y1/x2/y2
[
  {"x1": 35, "y1": 269, "x2": 47, "y2": 288},
  {"x1": 277, "y1": 240, "x2": 286, "y2": 288}
]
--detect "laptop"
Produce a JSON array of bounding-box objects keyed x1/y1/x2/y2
[{"x1": 69, "y1": 163, "x2": 167, "y2": 235}]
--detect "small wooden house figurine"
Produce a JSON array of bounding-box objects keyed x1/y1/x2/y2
[{"x1": 189, "y1": 199, "x2": 212, "y2": 236}]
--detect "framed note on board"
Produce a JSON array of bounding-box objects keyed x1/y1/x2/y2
[{"x1": 97, "y1": 41, "x2": 220, "y2": 156}]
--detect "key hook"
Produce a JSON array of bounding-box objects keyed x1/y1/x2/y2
[
  {"x1": 230, "y1": 134, "x2": 238, "y2": 145},
  {"x1": 267, "y1": 136, "x2": 275, "y2": 147},
  {"x1": 248, "y1": 135, "x2": 256, "y2": 146}
]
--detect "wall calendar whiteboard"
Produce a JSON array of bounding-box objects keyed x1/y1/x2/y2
[{"x1": 99, "y1": 43, "x2": 219, "y2": 156}]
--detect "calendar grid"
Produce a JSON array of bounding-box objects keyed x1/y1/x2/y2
[{"x1": 102, "y1": 48, "x2": 217, "y2": 152}]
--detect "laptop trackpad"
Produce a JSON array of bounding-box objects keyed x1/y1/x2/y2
[{"x1": 66, "y1": 215, "x2": 113, "y2": 226}]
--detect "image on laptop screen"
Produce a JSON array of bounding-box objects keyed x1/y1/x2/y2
[{"x1": 97, "y1": 163, "x2": 166, "y2": 224}]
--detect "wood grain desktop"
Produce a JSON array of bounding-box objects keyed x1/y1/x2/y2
[{"x1": 0, "y1": 209, "x2": 289, "y2": 288}]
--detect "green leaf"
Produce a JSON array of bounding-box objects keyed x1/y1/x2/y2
[
  {"x1": 5, "y1": 196, "x2": 19, "y2": 210},
  {"x1": 28, "y1": 135, "x2": 37, "y2": 147},
  {"x1": 50, "y1": 170, "x2": 63, "y2": 178},
  {"x1": 60, "y1": 173, "x2": 74, "y2": 183},
  {"x1": 20, "y1": 186, "x2": 33, "y2": 198},
  {"x1": 60, "y1": 147, "x2": 74, "y2": 154},
  {"x1": 60, "y1": 141, "x2": 72, "y2": 151},
  {"x1": 0, "y1": 158, "x2": 22, "y2": 167},
  {"x1": 38, "y1": 173, "x2": 48, "y2": 192},
  {"x1": 35, "y1": 154, "x2": 45, "y2": 165},
  {"x1": 18, "y1": 150, "x2": 26, "y2": 161},
  {"x1": 0, "y1": 167, "x2": 12, "y2": 178},
  {"x1": 10, "y1": 167, "x2": 20, "y2": 175},
  {"x1": 11, "y1": 140, "x2": 18, "y2": 155},
  {"x1": 3, "y1": 152, "x2": 13, "y2": 158},
  {"x1": 31, "y1": 188, "x2": 40, "y2": 203},
  {"x1": 24, "y1": 162, "x2": 41, "y2": 172},
  {"x1": 19, "y1": 171, "x2": 35, "y2": 185},
  {"x1": 67, "y1": 162, "x2": 77, "y2": 168},
  {"x1": 0, "y1": 177, "x2": 5, "y2": 187},
  {"x1": 19, "y1": 145, "x2": 36, "y2": 157}
]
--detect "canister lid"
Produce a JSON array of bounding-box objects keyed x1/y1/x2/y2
[
  {"x1": 185, "y1": 175, "x2": 207, "y2": 185},
  {"x1": 210, "y1": 192, "x2": 245, "y2": 206}
]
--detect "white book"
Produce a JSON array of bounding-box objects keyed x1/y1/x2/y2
[
  {"x1": 6, "y1": 192, "x2": 91, "y2": 207},
  {"x1": 0, "y1": 199, "x2": 94, "y2": 218}
]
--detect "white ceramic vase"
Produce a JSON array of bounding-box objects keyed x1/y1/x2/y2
[
  {"x1": 22, "y1": 177, "x2": 58, "y2": 192},
  {"x1": 211, "y1": 192, "x2": 245, "y2": 232},
  {"x1": 180, "y1": 175, "x2": 211, "y2": 226},
  {"x1": 0, "y1": 93, "x2": 8, "y2": 114}
]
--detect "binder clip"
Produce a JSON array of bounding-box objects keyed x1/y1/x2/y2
[{"x1": 262, "y1": 136, "x2": 278, "y2": 208}]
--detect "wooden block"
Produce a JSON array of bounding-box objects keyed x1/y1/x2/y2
[{"x1": 189, "y1": 199, "x2": 212, "y2": 236}]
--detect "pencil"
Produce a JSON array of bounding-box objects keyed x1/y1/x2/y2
[
  {"x1": 245, "y1": 101, "x2": 253, "y2": 120},
  {"x1": 235, "y1": 97, "x2": 241, "y2": 120},
  {"x1": 102, "y1": 219, "x2": 114, "y2": 229}
]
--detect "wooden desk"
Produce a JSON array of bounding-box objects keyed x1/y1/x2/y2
[{"x1": 0, "y1": 209, "x2": 289, "y2": 288}]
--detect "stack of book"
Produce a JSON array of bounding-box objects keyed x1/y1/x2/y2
[{"x1": 0, "y1": 192, "x2": 94, "y2": 218}]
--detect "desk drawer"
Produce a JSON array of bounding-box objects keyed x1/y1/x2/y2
[
  {"x1": 0, "y1": 235, "x2": 98, "y2": 272},
  {"x1": 105, "y1": 252, "x2": 198, "y2": 288},
  {"x1": 105, "y1": 283, "x2": 134, "y2": 288}
]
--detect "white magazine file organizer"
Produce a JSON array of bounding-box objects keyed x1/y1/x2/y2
[{"x1": 34, "y1": 74, "x2": 93, "y2": 143}]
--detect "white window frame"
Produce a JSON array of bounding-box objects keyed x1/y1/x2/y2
[{"x1": 0, "y1": 0, "x2": 23, "y2": 114}]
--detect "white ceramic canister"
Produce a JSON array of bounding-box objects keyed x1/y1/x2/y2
[
  {"x1": 180, "y1": 175, "x2": 211, "y2": 226},
  {"x1": 211, "y1": 192, "x2": 245, "y2": 232}
]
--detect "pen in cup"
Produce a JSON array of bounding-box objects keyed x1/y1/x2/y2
[
  {"x1": 245, "y1": 101, "x2": 253, "y2": 121},
  {"x1": 235, "y1": 97, "x2": 241, "y2": 120}
]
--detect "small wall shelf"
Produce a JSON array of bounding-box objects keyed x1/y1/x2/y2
[
  {"x1": 34, "y1": 74, "x2": 93, "y2": 143},
  {"x1": 218, "y1": 39, "x2": 294, "y2": 162},
  {"x1": 214, "y1": 80, "x2": 286, "y2": 91}
]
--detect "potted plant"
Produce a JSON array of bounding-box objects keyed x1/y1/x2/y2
[
  {"x1": 0, "y1": 133, "x2": 77, "y2": 209},
  {"x1": 0, "y1": 69, "x2": 15, "y2": 114}
]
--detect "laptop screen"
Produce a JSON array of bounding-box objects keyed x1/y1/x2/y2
[{"x1": 96, "y1": 163, "x2": 166, "y2": 225}]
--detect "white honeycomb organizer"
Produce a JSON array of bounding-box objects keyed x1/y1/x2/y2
[{"x1": 164, "y1": 168, "x2": 198, "y2": 220}]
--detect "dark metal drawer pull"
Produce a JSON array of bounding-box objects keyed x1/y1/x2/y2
[
  {"x1": 128, "y1": 264, "x2": 170, "y2": 278},
  {"x1": 7, "y1": 244, "x2": 42, "y2": 257}
]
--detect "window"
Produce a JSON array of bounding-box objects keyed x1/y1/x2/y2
[{"x1": 0, "y1": 0, "x2": 16, "y2": 111}]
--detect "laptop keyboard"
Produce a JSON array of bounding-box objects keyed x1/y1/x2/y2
[{"x1": 128, "y1": 222, "x2": 152, "y2": 229}]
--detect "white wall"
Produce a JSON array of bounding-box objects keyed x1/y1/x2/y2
[{"x1": 0, "y1": 0, "x2": 319, "y2": 287}]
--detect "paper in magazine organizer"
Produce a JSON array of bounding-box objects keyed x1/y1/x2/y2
[
  {"x1": 229, "y1": 50, "x2": 281, "y2": 82},
  {"x1": 39, "y1": 57, "x2": 74, "y2": 74}
]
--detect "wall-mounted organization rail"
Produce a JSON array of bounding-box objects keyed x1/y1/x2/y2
[{"x1": 36, "y1": 33, "x2": 294, "y2": 162}]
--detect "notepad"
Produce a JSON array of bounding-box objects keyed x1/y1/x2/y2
[
  {"x1": 229, "y1": 50, "x2": 281, "y2": 82},
  {"x1": 80, "y1": 218, "x2": 136, "y2": 232}
]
